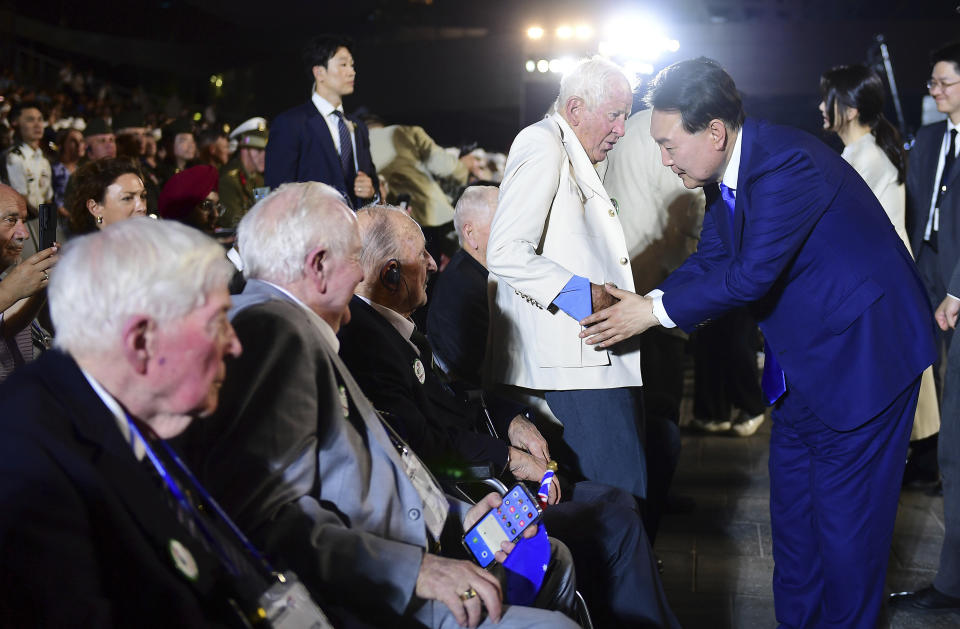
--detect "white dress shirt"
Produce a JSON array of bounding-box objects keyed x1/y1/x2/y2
[
  {"x1": 923, "y1": 117, "x2": 960, "y2": 240},
  {"x1": 311, "y1": 92, "x2": 359, "y2": 172},
  {"x1": 5, "y1": 142, "x2": 52, "y2": 210}
]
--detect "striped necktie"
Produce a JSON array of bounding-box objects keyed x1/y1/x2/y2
[{"x1": 332, "y1": 110, "x2": 356, "y2": 181}]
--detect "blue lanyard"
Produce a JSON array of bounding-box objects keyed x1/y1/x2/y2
[{"x1": 126, "y1": 415, "x2": 274, "y2": 575}]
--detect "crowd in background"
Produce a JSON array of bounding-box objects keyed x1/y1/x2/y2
[{"x1": 3, "y1": 28, "x2": 960, "y2": 629}]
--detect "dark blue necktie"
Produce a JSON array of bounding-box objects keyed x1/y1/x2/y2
[
  {"x1": 930, "y1": 128, "x2": 958, "y2": 251},
  {"x1": 718, "y1": 182, "x2": 786, "y2": 405},
  {"x1": 332, "y1": 110, "x2": 356, "y2": 182}
]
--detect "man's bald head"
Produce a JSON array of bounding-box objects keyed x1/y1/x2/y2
[
  {"x1": 356, "y1": 204, "x2": 437, "y2": 318},
  {"x1": 0, "y1": 184, "x2": 29, "y2": 272},
  {"x1": 453, "y1": 185, "x2": 498, "y2": 268},
  {"x1": 356, "y1": 204, "x2": 422, "y2": 281}
]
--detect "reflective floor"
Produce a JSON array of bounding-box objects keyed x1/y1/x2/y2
[{"x1": 656, "y1": 393, "x2": 953, "y2": 628}]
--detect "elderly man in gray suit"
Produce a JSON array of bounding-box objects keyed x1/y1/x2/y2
[{"x1": 181, "y1": 181, "x2": 578, "y2": 629}]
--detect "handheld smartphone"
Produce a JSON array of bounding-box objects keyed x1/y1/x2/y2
[
  {"x1": 462, "y1": 483, "x2": 543, "y2": 568},
  {"x1": 38, "y1": 203, "x2": 56, "y2": 251}
]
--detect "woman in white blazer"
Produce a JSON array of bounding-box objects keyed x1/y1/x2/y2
[{"x1": 819, "y1": 63, "x2": 940, "y2": 444}]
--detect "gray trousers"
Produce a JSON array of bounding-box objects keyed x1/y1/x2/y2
[{"x1": 936, "y1": 336, "x2": 960, "y2": 597}]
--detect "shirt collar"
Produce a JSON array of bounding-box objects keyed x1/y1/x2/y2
[
  {"x1": 948, "y1": 117, "x2": 960, "y2": 135},
  {"x1": 259, "y1": 279, "x2": 341, "y2": 352},
  {"x1": 720, "y1": 127, "x2": 744, "y2": 192},
  {"x1": 551, "y1": 112, "x2": 606, "y2": 173},
  {"x1": 78, "y1": 366, "x2": 147, "y2": 460},
  {"x1": 311, "y1": 92, "x2": 343, "y2": 119},
  {"x1": 355, "y1": 295, "x2": 419, "y2": 354},
  {"x1": 18, "y1": 142, "x2": 41, "y2": 157}
]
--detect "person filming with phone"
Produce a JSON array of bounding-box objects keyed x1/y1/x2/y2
[{"x1": 0, "y1": 184, "x2": 57, "y2": 382}]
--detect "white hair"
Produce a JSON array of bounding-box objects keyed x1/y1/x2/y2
[
  {"x1": 453, "y1": 186, "x2": 497, "y2": 246},
  {"x1": 356, "y1": 204, "x2": 420, "y2": 281},
  {"x1": 50, "y1": 217, "x2": 234, "y2": 357},
  {"x1": 237, "y1": 182, "x2": 355, "y2": 284},
  {"x1": 555, "y1": 55, "x2": 631, "y2": 113}
]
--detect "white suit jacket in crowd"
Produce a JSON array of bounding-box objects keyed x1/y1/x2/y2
[{"x1": 486, "y1": 113, "x2": 643, "y2": 391}]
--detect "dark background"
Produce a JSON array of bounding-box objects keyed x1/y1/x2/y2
[{"x1": 3, "y1": 0, "x2": 959, "y2": 151}]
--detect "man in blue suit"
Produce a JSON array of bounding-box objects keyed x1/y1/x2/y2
[
  {"x1": 581, "y1": 57, "x2": 937, "y2": 628},
  {"x1": 264, "y1": 34, "x2": 378, "y2": 209}
]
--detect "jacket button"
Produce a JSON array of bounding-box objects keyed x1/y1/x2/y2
[
  {"x1": 408, "y1": 508, "x2": 421, "y2": 520},
  {"x1": 608, "y1": 209, "x2": 616, "y2": 217},
  {"x1": 619, "y1": 257, "x2": 628, "y2": 265}
]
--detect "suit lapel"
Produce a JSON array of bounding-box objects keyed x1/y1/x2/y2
[
  {"x1": 552, "y1": 115, "x2": 614, "y2": 209},
  {"x1": 41, "y1": 352, "x2": 223, "y2": 593}
]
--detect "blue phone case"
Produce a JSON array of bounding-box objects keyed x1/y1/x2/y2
[{"x1": 461, "y1": 483, "x2": 543, "y2": 568}]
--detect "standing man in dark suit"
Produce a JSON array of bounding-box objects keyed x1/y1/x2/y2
[
  {"x1": 265, "y1": 34, "x2": 378, "y2": 209},
  {"x1": 907, "y1": 42, "x2": 960, "y2": 393},
  {"x1": 0, "y1": 218, "x2": 326, "y2": 627},
  {"x1": 426, "y1": 185, "x2": 498, "y2": 385},
  {"x1": 581, "y1": 57, "x2": 936, "y2": 628},
  {"x1": 892, "y1": 41, "x2": 960, "y2": 614}
]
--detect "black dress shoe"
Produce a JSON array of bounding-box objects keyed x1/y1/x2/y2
[{"x1": 889, "y1": 585, "x2": 960, "y2": 611}]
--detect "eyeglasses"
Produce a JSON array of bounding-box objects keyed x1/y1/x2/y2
[
  {"x1": 199, "y1": 200, "x2": 226, "y2": 217},
  {"x1": 1, "y1": 215, "x2": 24, "y2": 227},
  {"x1": 927, "y1": 78, "x2": 960, "y2": 91}
]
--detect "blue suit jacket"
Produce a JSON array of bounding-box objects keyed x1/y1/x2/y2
[
  {"x1": 660, "y1": 118, "x2": 936, "y2": 431},
  {"x1": 264, "y1": 101, "x2": 378, "y2": 210}
]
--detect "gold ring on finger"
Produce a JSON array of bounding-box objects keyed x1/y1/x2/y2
[{"x1": 458, "y1": 587, "x2": 477, "y2": 601}]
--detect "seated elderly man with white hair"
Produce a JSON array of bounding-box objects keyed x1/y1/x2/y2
[
  {"x1": 179, "y1": 181, "x2": 580, "y2": 629},
  {"x1": 0, "y1": 218, "x2": 336, "y2": 627}
]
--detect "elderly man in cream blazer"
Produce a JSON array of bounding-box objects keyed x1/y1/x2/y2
[{"x1": 486, "y1": 57, "x2": 647, "y2": 504}]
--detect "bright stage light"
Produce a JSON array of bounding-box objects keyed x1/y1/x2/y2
[
  {"x1": 556, "y1": 25, "x2": 573, "y2": 39},
  {"x1": 537, "y1": 59, "x2": 549, "y2": 73},
  {"x1": 551, "y1": 57, "x2": 577, "y2": 74},
  {"x1": 525, "y1": 60, "x2": 536, "y2": 72},
  {"x1": 623, "y1": 60, "x2": 654, "y2": 79},
  {"x1": 527, "y1": 26, "x2": 544, "y2": 40},
  {"x1": 575, "y1": 24, "x2": 593, "y2": 40},
  {"x1": 600, "y1": 14, "x2": 679, "y2": 61}
]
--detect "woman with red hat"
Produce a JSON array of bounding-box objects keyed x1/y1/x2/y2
[{"x1": 157, "y1": 164, "x2": 223, "y2": 237}]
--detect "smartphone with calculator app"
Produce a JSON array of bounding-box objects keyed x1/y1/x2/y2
[{"x1": 461, "y1": 483, "x2": 543, "y2": 568}]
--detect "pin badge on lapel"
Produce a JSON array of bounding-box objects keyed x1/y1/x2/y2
[
  {"x1": 338, "y1": 385, "x2": 350, "y2": 419},
  {"x1": 413, "y1": 358, "x2": 426, "y2": 384},
  {"x1": 169, "y1": 539, "x2": 198, "y2": 581},
  {"x1": 611, "y1": 198, "x2": 620, "y2": 215}
]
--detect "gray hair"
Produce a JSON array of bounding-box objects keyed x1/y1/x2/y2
[
  {"x1": 50, "y1": 217, "x2": 234, "y2": 357},
  {"x1": 356, "y1": 204, "x2": 420, "y2": 280},
  {"x1": 237, "y1": 182, "x2": 355, "y2": 284},
  {"x1": 555, "y1": 55, "x2": 630, "y2": 113},
  {"x1": 453, "y1": 186, "x2": 498, "y2": 246}
]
